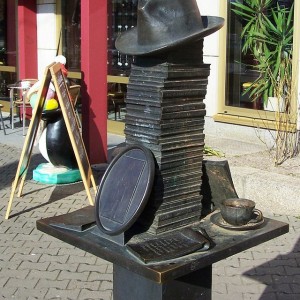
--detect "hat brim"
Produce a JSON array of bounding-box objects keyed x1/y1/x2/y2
[{"x1": 115, "y1": 16, "x2": 224, "y2": 56}]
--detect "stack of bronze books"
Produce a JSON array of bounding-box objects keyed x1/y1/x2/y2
[{"x1": 124, "y1": 41, "x2": 210, "y2": 234}]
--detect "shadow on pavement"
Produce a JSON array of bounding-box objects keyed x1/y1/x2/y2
[{"x1": 243, "y1": 237, "x2": 300, "y2": 299}]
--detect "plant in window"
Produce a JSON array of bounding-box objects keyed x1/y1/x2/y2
[
  {"x1": 231, "y1": 1, "x2": 294, "y2": 106},
  {"x1": 232, "y1": 0, "x2": 298, "y2": 165}
]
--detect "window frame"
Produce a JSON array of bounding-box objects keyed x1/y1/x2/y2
[{"x1": 216, "y1": 0, "x2": 300, "y2": 128}]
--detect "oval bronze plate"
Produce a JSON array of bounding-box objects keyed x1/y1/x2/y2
[{"x1": 95, "y1": 145, "x2": 155, "y2": 235}]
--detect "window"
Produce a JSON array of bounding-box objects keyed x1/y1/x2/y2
[
  {"x1": 61, "y1": 0, "x2": 81, "y2": 72},
  {"x1": 107, "y1": 0, "x2": 137, "y2": 122},
  {"x1": 225, "y1": 0, "x2": 294, "y2": 111},
  {"x1": 0, "y1": 0, "x2": 16, "y2": 97},
  {"x1": 107, "y1": 0, "x2": 137, "y2": 77}
]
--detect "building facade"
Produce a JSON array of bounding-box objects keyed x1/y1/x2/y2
[{"x1": 0, "y1": 0, "x2": 298, "y2": 163}]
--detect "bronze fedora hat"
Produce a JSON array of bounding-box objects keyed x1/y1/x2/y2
[{"x1": 115, "y1": 0, "x2": 224, "y2": 56}]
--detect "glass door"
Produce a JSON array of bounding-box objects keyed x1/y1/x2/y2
[
  {"x1": 0, "y1": 0, "x2": 17, "y2": 108},
  {"x1": 107, "y1": 0, "x2": 137, "y2": 123}
]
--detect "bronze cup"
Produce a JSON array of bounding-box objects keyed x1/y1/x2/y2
[{"x1": 220, "y1": 198, "x2": 263, "y2": 226}]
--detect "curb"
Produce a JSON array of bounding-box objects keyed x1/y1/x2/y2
[{"x1": 231, "y1": 166, "x2": 300, "y2": 216}]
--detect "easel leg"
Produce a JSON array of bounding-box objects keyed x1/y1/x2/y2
[
  {"x1": 91, "y1": 174, "x2": 97, "y2": 194},
  {"x1": 17, "y1": 174, "x2": 26, "y2": 197},
  {"x1": 5, "y1": 179, "x2": 19, "y2": 219}
]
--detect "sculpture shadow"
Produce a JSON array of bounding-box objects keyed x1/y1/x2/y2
[
  {"x1": 0, "y1": 151, "x2": 45, "y2": 190},
  {"x1": 1, "y1": 150, "x2": 100, "y2": 219},
  {"x1": 243, "y1": 236, "x2": 300, "y2": 299},
  {"x1": 7, "y1": 180, "x2": 88, "y2": 219}
]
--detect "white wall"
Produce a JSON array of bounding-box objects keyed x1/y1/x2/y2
[
  {"x1": 36, "y1": 0, "x2": 57, "y2": 79},
  {"x1": 196, "y1": 0, "x2": 222, "y2": 117}
]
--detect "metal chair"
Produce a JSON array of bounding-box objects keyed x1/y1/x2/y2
[
  {"x1": 0, "y1": 103, "x2": 6, "y2": 135},
  {"x1": 11, "y1": 79, "x2": 38, "y2": 135},
  {"x1": 107, "y1": 83, "x2": 126, "y2": 120},
  {"x1": 13, "y1": 79, "x2": 38, "y2": 121}
]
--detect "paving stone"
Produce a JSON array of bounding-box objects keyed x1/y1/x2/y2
[
  {"x1": 0, "y1": 287, "x2": 18, "y2": 299},
  {"x1": 35, "y1": 279, "x2": 69, "y2": 290},
  {"x1": 78, "y1": 263, "x2": 108, "y2": 273},
  {"x1": 291, "y1": 283, "x2": 300, "y2": 293},
  {"x1": 212, "y1": 292, "x2": 244, "y2": 300},
  {"x1": 57, "y1": 270, "x2": 90, "y2": 281},
  {"x1": 254, "y1": 265, "x2": 286, "y2": 276},
  {"x1": 12, "y1": 252, "x2": 42, "y2": 263},
  {"x1": 78, "y1": 289, "x2": 112, "y2": 300},
  {"x1": 45, "y1": 287, "x2": 81, "y2": 299},
  {"x1": 0, "y1": 259, "x2": 21, "y2": 270},
  {"x1": 30, "y1": 247, "x2": 59, "y2": 256},
  {"x1": 243, "y1": 292, "x2": 277, "y2": 300},
  {"x1": 0, "y1": 277, "x2": 8, "y2": 288},
  {"x1": 100, "y1": 280, "x2": 113, "y2": 290},
  {"x1": 227, "y1": 282, "x2": 266, "y2": 294},
  {"x1": 106, "y1": 264, "x2": 113, "y2": 273},
  {"x1": 39, "y1": 254, "x2": 69, "y2": 264},
  {"x1": 241, "y1": 274, "x2": 273, "y2": 285},
  {"x1": 48, "y1": 262, "x2": 79, "y2": 273},
  {"x1": 5, "y1": 277, "x2": 39, "y2": 289},
  {"x1": 18, "y1": 261, "x2": 50, "y2": 271},
  {"x1": 28, "y1": 269, "x2": 60, "y2": 280},
  {"x1": 13, "y1": 287, "x2": 48, "y2": 299},
  {"x1": 88, "y1": 272, "x2": 113, "y2": 282},
  {"x1": 0, "y1": 269, "x2": 30, "y2": 280},
  {"x1": 284, "y1": 266, "x2": 300, "y2": 276},
  {"x1": 67, "y1": 279, "x2": 101, "y2": 290},
  {"x1": 67, "y1": 254, "x2": 97, "y2": 265},
  {"x1": 211, "y1": 281, "x2": 227, "y2": 294},
  {"x1": 274, "y1": 294, "x2": 300, "y2": 300},
  {"x1": 95, "y1": 258, "x2": 112, "y2": 266},
  {"x1": 214, "y1": 274, "x2": 243, "y2": 285},
  {"x1": 57, "y1": 247, "x2": 86, "y2": 256},
  {"x1": 0, "y1": 252, "x2": 14, "y2": 262},
  {"x1": 239, "y1": 258, "x2": 269, "y2": 268}
]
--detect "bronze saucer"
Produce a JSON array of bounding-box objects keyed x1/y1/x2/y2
[{"x1": 210, "y1": 212, "x2": 264, "y2": 231}]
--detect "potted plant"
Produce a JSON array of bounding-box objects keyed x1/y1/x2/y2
[{"x1": 231, "y1": 0, "x2": 294, "y2": 109}]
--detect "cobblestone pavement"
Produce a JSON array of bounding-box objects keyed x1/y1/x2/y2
[{"x1": 0, "y1": 140, "x2": 299, "y2": 300}]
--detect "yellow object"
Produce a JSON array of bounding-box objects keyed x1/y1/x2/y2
[
  {"x1": 44, "y1": 99, "x2": 59, "y2": 110},
  {"x1": 242, "y1": 82, "x2": 252, "y2": 88},
  {"x1": 242, "y1": 82, "x2": 258, "y2": 89}
]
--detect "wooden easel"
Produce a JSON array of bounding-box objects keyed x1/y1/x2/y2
[{"x1": 5, "y1": 63, "x2": 96, "y2": 219}]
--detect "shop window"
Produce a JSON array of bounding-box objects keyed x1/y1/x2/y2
[
  {"x1": 107, "y1": 0, "x2": 137, "y2": 122},
  {"x1": 225, "y1": 0, "x2": 294, "y2": 110},
  {"x1": 0, "y1": 0, "x2": 17, "y2": 98},
  {"x1": 61, "y1": 0, "x2": 81, "y2": 72},
  {"x1": 107, "y1": 0, "x2": 137, "y2": 77}
]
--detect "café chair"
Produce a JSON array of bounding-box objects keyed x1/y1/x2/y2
[
  {"x1": 107, "y1": 83, "x2": 126, "y2": 120},
  {"x1": 13, "y1": 79, "x2": 38, "y2": 124},
  {"x1": 0, "y1": 103, "x2": 6, "y2": 135}
]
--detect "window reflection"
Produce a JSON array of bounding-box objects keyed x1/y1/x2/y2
[
  {"x1": 0, "y1": 0, "x2": 16, "y2": 97},
  {"x1": 61, "y1": 0, "x2": 81, "y2": 72},
  {"x1": 107, "y1": 0, "x2": 137, "y2": 77},
  {"x1": 225, "y1": 0, "x2": 294, "y2": 110}
]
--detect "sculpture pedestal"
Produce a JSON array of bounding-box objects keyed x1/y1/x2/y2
[
  {"x1": 114, "y1": 264, "x2": 212, "y2": 300},
  {"x1": 36, "y1": 207, "x2": 289, "y2": 300}
]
